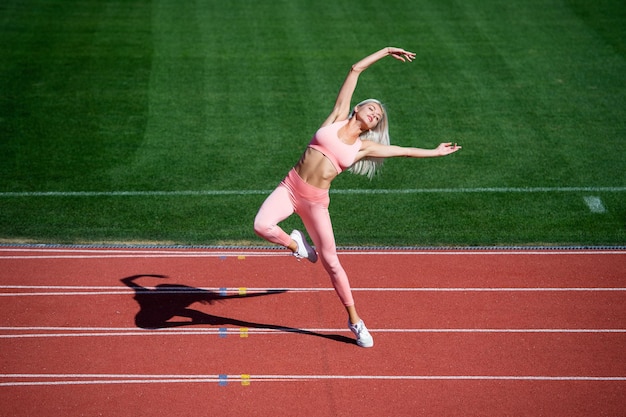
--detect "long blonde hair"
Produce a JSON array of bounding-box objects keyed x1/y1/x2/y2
[{"x1": 348, "y1": 99, "x2": 389, "y2": 179}]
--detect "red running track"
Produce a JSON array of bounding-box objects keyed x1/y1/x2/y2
[{"x1": 0, "y1": 246, "x2": 624, "y2": 416}]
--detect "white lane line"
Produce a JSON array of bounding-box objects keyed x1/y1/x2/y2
[
  {"x1": 0, "y1": 373, "x2": 623, "y2": 387},
  {"x1": 0, "y1": 286, "x2": 624, "y2": 297},
  {"x1": 0, "y1": 252, "x2": 285, "y2": 259},
  {"x1": 583, "y1": 196, "x2": 607, "y2": 213},
  {"x1": 2, "y1": 326, "x2": 625, "y2": 332},
  {"x1": 0, "y1": 327, "x2": 624, "y2": 339},
  {"x1": 1, "y1": 249, "x2": 624, "y2": 259}
]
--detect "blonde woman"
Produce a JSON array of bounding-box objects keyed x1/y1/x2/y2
[{"x1": 254, "y1": 47, "x2": 461, "y2": 347}]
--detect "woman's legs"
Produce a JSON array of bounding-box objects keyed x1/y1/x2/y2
[
  {"x1": 255, "y1": 184, "x2": 360, "y2": 322},
  {"x1": 254, "y1": 174, "x2": 373, "y2": 346}
]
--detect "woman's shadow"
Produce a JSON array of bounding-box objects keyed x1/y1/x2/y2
[{"x1": 120, "y1": 274, "x2": 354, "y2": 345}]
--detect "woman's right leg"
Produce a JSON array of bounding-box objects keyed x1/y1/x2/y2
[
  {"x1": 298, "y1": 201, "x2": 356, "y2": 310},
  {"x1": 253, "y1": 185, "x2": 295, "y2": 248},
  {"x1": 300, "y1": 204, "x2": 374, "y2": 347}
]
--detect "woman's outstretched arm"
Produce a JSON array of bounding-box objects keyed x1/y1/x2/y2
[
  {"x1": 321, "y1": 47, "x2": 415, "y2": 127},
  {"x1": 357, "y1": 141, "x2": 462, "y2": 159}
]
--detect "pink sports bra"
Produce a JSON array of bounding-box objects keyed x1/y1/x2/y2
[{"x1": 308, "y1": 120, "x2": 362, "y2": 174}]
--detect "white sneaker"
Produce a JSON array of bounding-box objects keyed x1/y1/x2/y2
[
  {"x1": 290, "y1": 230, "x2": 318, "y2": 263},
  {"x1": 349, "y1": 320, "x2": 374, "y2": 348}
]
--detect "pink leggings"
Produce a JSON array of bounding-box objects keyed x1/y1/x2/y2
[{"x1": 254, "y1": 169, "x2": 355, "y2": 307}]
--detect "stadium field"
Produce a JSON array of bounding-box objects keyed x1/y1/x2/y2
[{"x1": 0, "y1": 0, "x2": 624, "y2": 247}]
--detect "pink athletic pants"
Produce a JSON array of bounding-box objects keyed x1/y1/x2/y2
[{"x1": 254, "y1": 169, "x2": 355, "y2": 307}]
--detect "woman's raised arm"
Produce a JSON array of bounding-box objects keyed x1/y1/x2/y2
[{"x1": 321, "y1": 47, "x2": 415, "y2": 127}]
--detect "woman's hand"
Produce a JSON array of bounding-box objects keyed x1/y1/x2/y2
[
  {"x1": 387, "y1": 47, "x2": 416, "y2": 62},
  {"x1": 436, "y1": 142, "x2": 462, "y2": 156}
]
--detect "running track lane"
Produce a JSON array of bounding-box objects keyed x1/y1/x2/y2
[{"x1": 0, "y1": 247, "x2": 624, "y2": 416}]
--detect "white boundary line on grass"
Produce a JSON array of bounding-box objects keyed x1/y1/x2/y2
[{"x1": 1, "y1": 186, "x2": 625, "y2": 197}]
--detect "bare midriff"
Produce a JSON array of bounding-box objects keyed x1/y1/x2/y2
[{"x1": 294, "y1": 147, "x2": 338, "y2": 189}]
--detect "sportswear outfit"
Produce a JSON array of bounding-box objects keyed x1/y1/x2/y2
[{"x1": 254, "y1": 120, "x2": 361, "y2": 307}]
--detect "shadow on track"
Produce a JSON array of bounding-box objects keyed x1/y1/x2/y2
[{"x1": 120, "y1": 274, "x2": 354, "y2": 346}]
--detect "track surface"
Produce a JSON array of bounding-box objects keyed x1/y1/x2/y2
[{"x1": 1, "y1": 246, "x2": 624, "y2": 416}]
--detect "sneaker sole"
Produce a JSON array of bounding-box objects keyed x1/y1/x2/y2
[
  {"x1": 292, "y1": 230, "x2": 318, "y2": 263},
  {"x1": 357, "y1": 340, "x2": 374, "y2": 348}
]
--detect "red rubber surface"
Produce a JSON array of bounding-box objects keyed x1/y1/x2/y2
[{"x1": 1, "y1": 247, "x2": 624, "y2": 416}]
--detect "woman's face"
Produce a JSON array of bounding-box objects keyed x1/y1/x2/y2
[{"x1": 355, "y1": 102, "x2": 384, "y2": 130}]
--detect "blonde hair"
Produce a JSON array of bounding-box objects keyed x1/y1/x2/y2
[{"x1": 348, "y1": 99, "x2": 389, "y2": 179}]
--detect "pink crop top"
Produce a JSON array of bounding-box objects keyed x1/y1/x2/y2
[{"x1": 308, "y1": 120, "x2": 362, "y2": 174}]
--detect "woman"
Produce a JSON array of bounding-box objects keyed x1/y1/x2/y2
[{"x1": 254, "y1": 47, "x2": 461, "y2": 348}]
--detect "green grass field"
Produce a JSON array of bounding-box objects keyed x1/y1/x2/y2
[{"x1": 1, "y1": 0, "x2": 624, "y2": 247}]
